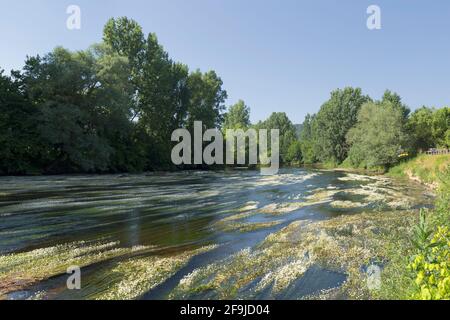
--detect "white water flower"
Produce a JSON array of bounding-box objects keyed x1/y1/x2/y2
[{"x1": 256, "y1": 258, "x2": 310, "y2": 293}]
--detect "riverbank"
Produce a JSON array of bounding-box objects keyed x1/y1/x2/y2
[
  {"x1": 388, "y1": 154, "x2": 450, "y2": 190},
  {"x1": 379, "y1": 155, "x2": 449, "y2": 299},
  {"x1": 282, "y1": 155, "x2": 449, "y2": 299}
]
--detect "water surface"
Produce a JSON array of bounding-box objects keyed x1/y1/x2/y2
[{"x1": 0, "y1": 169, "x2": 432, "y2": 299}]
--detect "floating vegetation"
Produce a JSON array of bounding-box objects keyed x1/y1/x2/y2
[
  {"x1": 219, "y1": 211, "x2": 256, "y2": 223},
  {"x1": 0, "y1": 240, "x2": 153, "y2": 296},
  {"x1": 330, "y1": 201, "x2": 366, "y2": 209},
  {"x1": 344, "y1": 183, "x2": 415, "y2": 209},
  {"x1": 238, "y1": 201, "x2": 259, "y2": 212},
  {"x1": 304, "y1": 189, "x2": 339, "y2": 204},
  {"x1": 255, "y1": 258, "x2": 310, "y2": 293},
  {"x1": 263, "y1": 210, "x2": 418, "y2": 299},
  {"x1": 254, "y1": 173, "x2": 319, "y2": 187},
  {"x1": 170, "y1": 221, "x2": 315, "y2": 299},
  {"x1": 171, "y1": 208, "x2": 419, "y2": 300},
  {"x1": 0, "y1": 169, "x2": 433, "y2": 300},
  {"x1": 95, "y1": 245, "x2": 218, "y2": 300},
  {"x1": 337, "y1": 174, "x2": 374, "y2": 182},
  {"x1": 258, "y1": 203, "x2": 309, "y2": 215},
  {"x1": 217, "y1": 220, "x2": 283, "y2": 233}
]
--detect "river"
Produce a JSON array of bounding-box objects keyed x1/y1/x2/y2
[{"x1": 0, "y1": 168, "x2": 433, "y2": 300}]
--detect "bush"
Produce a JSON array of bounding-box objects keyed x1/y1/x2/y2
[{"x1": 409, "y1": 224, "x2": 450, "y2": 300}]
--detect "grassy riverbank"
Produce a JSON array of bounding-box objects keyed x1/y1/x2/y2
[
  {"x1": 379, "y1": 155, "x2": 450, "y2": 299},
  {"x1": 297, "y1": 155, "x2": 449, "y2": 299},
  {"x1": 388, "y1": 154, "x2": 450, "y2": 189}
]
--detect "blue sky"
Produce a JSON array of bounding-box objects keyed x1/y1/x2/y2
[{"x1": 1, "y1": 0, "x2": 449, "y2": 123}]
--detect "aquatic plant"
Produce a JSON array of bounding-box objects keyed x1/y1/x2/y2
[
  {"x1": 217, "y1": 221, "x2": 283, "y2": 233},
  {"x1": 0, "y1": 240, "x2": 153, "y2": 296},
  {"x1": 95, "y1": 245, "x2": 218, "y2": 300}
]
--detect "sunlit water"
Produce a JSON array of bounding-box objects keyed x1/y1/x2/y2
[{"x1": 0, "y1": 168, "x2": 433, "y2": 300}]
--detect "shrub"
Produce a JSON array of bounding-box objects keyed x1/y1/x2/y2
[{"x1": 409, "y1": 204, "x2": 450, "y2": 300}]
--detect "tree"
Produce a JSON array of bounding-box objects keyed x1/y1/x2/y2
[
  {"x1": 103, "y1": 17, "x2": 145, "y2": 67},
  {"x1": 88, "y1": 44, "x2": 146, "y2": 172},
  {"x1": 312, "y1": 87, "x2": 371, "y2": 164},
  {"x1": 431, "y1": 107, "x2": 450, "y2": 148},
  {"x1": 256, "y1": 112, "x2": 297, "y2": 163},
  {"x1": 186, "y1": 70, "x2": 227, "y2": 131},
  {"x1": 103, "y1": 18, "x2": 227, "y2": 169},
  {"x1": 346, "y1": 101, "x2": 410, "y2": 169},
  {"x1": 408, "y1": 107, "x2": 435, "y2": 151},
  {"x1": 23, "y1": 48, "x2": 115, "y2": 172},
  {"x1": 1, "y1": 17, "x2": 232, "y2": 174},
  {"x1": 223, "y1": 100, "x2": 251, "y2": 130},
  {"x1": 18, "y1": 44, "x2": 144, "y2": 173},
  {"x1": 299, "y1": 114, "x2": 316, "y2": 164},
  {"x1": 382, "y1": 90, "x2": 410, "y2": 121},
  {"x1": 0, "y1": 71, "x2": 40, "y2": 174},
  {"x1": 408, "y1": 106, "x2": 449, "y2": 151},
  {"x1": 445, "y1": 130, "x2": 450, "y2": 148},
  {"x1": 286, "y1": 140, "x2": 302, "y2": 164}
]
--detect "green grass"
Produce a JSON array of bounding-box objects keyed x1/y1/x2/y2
[
  {"x1": 388, "y1": 154, "x2": 450, "y2": 186},
  {"x1": 381, "y1": 155, "x2": 450, "y2": 300}
]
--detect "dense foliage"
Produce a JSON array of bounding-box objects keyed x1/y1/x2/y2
[
  {"x1": 0, "y1": 18, "x2": 230, "y2": 174},
  {"x1": 409, "y1": 166, "x2": 450, "y2": 300},
  {"x1": 1, "y1": 17, "x2": 449, "y2": 174},
  {"x1": 297, "y1": 89, "x2": 448, "y2": 169},
  {"x1": 254, "y1": 112, "x2": 297, "y2": 163},
  {"x1": 346, "y1": 101, "x2": 410, "y2": 169},
  {"x1": 311, "y1": 88, "x2": 371, "y2": 165}
]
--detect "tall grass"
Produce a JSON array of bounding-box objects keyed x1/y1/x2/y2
[{"x1": 382, "y1": 156, "x2": 450, "y2": 300}]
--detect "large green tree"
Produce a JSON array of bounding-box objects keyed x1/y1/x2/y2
[
  {"x1": 256, "y1": 112, "x2": 297, "y2": 163},
  {"x1": 0, "y1": 71, "x2": 40, "y2": 174},
  {"x1": 382, "y1": 90, "x2": 410, "y2": 121},
  {"x1": 299, "y1": 114, "x2": 316, "y2": 164},
  {"x1": 103, "y1": 17, "x2": 227, "y2": 168},
  {"x1": 186, "y1": 70, "x2": 227, "y2": 131},
  {"x1": 223, "y1": 100, "x2": 251, "y2": 130},
  {"x1": 432, "y1": 107, "x2": 450, "y2": 148},
  {"x1": 408, "y1": 107, "x2": 435, "y2": 151},
  {"x1": 312, "y1": 87, "x2": 371, "y2": 164},
  {"x1": 346, "y1": 101, "x2": 410, "y2": 169},
  {"x1": 408, "y1": 106, "x2": 450, "y2": 151},
  {"x1": 20, "y1": 48, "x2": 110, "y2": 172},
  {"x1": 18, "y1": 45, "x2": 142, "y2": 173}
]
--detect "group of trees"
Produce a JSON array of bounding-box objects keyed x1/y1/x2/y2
[
  {"x1": 0, "y1": 16, "x2": 301, "y2": 175},
  {"x1": 295, "y1": 89, "x2": 449, "y2": 169},
  {"x1": 1, "y1": 17, "x2": 449, "y2": 175},
  {"x1": 0, "y1": 18, "x2": 229, "y2": 174},
  {"x1": 222, "y1": 100, "x2": 298, "y2": 164}
]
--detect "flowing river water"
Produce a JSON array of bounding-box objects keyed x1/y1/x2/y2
[{"x1": 0, "y1": 169, "x2": 434, "y2": 300}]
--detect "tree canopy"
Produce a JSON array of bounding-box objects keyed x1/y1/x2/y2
[
  {"x1": 346, "y1": 101, "x2": 410, "y2": 169},
  {"x1": 310, "y1": 87, "x2": 371, "y2": 164},
  {"x1": 0, "y1": 17, "x2": 449, "y2": 175}
]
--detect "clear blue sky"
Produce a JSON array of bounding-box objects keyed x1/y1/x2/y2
[{"x1": 1, "y1": 0, "x2": 449, "y2": 124}]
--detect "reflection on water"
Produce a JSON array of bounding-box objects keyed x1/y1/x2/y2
[{"x1": 0, "y1": 169, "x2": 433, "y2": 300}]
